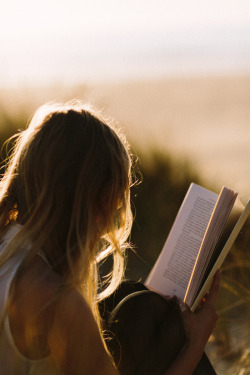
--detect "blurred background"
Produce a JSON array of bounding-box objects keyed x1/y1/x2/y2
[{"x1": 0, "y1": 0, "x2": 249, "y2": 373}]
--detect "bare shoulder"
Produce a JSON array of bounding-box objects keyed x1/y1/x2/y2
[{"x1": 10, "y1": 254, "x2": 63, "y2": 315}]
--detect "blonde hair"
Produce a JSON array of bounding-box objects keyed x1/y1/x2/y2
[{"x1": 0, "y1": 100, "x2": 133, "y2": 332}]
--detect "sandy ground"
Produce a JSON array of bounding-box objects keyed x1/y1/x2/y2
[
  {"x1": 1, "y1": 74, "x2": 250, "y2": 201},
  {"x1": 87, "y1": 75, "x2": 250, "y2": 203}
]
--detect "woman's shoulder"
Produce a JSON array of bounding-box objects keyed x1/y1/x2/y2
[
  {"x1": 11, "y1": 253, "x2": 94, "y2": 328},
  {"x1": 11, "y1": 254, "x2": 63, "y2": 310}
]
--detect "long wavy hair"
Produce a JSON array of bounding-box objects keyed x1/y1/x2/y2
[{"x1": 0, "y1": 100, "x2": 133, "y2": 333}]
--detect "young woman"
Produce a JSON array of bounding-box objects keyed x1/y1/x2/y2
[{"x1": 0, "y1": 101, "x2": 220, "y2": 374}]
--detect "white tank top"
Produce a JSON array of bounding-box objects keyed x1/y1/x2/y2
[{"x1": 0, "y1": 224, "x2": 61, "y2": 375}]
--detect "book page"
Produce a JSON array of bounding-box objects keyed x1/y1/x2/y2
[
  {"x1": 145, "y1": 183, "x2": 218, "y2": 300},
  {"x1": 190, "y1": 199, "x2": 250, "y2": 311},
  {"x1": 184, "y1": 186, "x2": 238, "y2": 306}
]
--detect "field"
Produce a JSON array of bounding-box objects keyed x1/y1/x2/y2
[
  {"x1": 88, "y1": 74, "x2": 250, "y2": 203},
  {"x1": 2, "y1": 74, "x2": 249, "y2": 198}
]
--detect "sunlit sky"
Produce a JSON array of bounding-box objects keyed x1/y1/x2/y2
[{"x1": 1, "y1": 0, "x2": 250, "y2": 87}]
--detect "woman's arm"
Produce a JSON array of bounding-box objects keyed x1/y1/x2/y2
[
  {"x1": 164, "y1": 270, "x2": 220, "y2": 375},
  {"x1": 48, "y1": 287, "x2": 120, "y2": 375}
]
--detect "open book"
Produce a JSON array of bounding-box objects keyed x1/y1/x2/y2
[{"x1": 145, "y1": 183, "x2": 250, "y2": 312}]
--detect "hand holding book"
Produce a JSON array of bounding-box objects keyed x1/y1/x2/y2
[{"x1": 183, "y1": 270, "x2": 220, "y2": 345}]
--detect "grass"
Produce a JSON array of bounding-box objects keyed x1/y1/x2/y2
[{"x1": 0, "y1": 106, "x2": 28, "y2": 171}]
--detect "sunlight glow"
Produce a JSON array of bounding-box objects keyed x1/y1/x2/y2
[{"x1": 0, "y1": 0, "x2": 249, "y2": 87}]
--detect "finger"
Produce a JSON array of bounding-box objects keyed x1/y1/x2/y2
[{"x1": 206, "y1": 270, "x2": 221, "y2": 305}]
